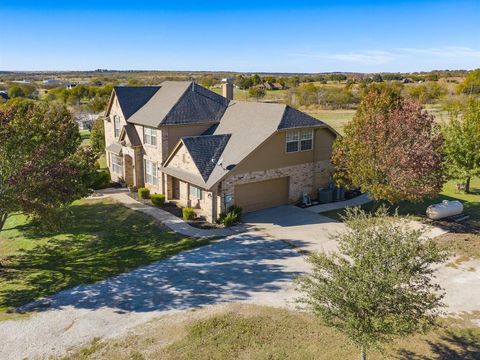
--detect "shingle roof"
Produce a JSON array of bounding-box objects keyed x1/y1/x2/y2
[
  {"x1": 120, "y1": 124, "x2": 141, "y2": 146},
  {"x1": 125, "y1": 81, "x2": 229, "y2": 127},
  {"x1": 182, "y1": 134, "x2": 231, "y2": 181},
  {"x1": 277, "y1": 105, "x2": 326, "y2": 130},
  {"x1": 106, "y1": 142, "x2": 123, "y2": 155},
  {"x1": 114, "y1": 86, "x2": 160, "y2": 120}
]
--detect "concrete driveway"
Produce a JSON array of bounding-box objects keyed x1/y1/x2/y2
[{"x1": 244, "y1": 205, "x2": 345, "y2": 253}]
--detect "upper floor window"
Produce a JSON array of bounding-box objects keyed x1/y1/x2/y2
[
  {"x1": 113, "y1": 115, "x2": 121, "y2": 138},
  {"x1": 286, "y1": 130, "x2": 313, "y2": 153},
  {"x1": 143, "y1": 127, "x2": 157, "y2": 146},
  {"x1": 144, "y1": 159, "x2": 158, "y2": 185}
]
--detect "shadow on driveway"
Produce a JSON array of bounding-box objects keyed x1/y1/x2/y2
[{"x1": 20, "y1": 232, "x2": 303, "y2": 314}]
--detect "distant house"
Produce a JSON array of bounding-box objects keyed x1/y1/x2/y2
[
  {"x1": 76, "y1": 113, "x2": 101, "y2": 130},
  {"x1": 104, "y1": 80, "x2": 338, "y2": 222},
  {"x1": 66, "y1": 83, "x2": 77, "y2": 90},
  {"x1": 0, "y1": 91, "x2": 9, "y2": 101},
  {"x1": 254, "y1": 82, "x2": 285, "y2": 91},
  {"x1": 43, "y1": 79, "x2": 63, "y2": 85}
]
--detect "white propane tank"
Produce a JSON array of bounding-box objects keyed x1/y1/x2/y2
[{"x1": 426, "y1": 200, "x2": 463, "y2": 220}]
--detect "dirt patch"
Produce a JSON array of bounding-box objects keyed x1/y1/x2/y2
[{"x1": 434, "y1": 232, "x2": 480, "y2": 262}]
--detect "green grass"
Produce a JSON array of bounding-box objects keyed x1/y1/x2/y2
[
  {"x1": 307, "y1": 109, "x2": 355, "y2": 135},
  {"x1": 0, "y1": 198, "x2": 208, "y2": 319},
  {"x1": 322, "y1": 178, "x2": 480, "y2": 226},
  {"x1": 80, "y1": 130, "x2": 91, "y2": 146},
  {"x1": 64, "y1": 304, "x2": 480, "y2": 360}
]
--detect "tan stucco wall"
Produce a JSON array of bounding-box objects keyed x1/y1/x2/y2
[
  {"x1": 165, "y1": 124, "x2": 215, "y2": 154},
  {"x1": 231, "y1": 128, "x2": 336, "y2": 175}
]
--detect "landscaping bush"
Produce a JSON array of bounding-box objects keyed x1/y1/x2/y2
[
  {"x1": 138, "y1": 187, "x2": 150, "y2": 199},
  {"x1": 151, "y1": 194, "x2": 166, "y2": 206},
  {"x1": 182, "y1": 207, "x2": 195, "y2": 220},
  {"x1": 220, "y1": 211, "x2": 238, "y2": 227},
  {"x1": 90, "y1": 169, "x2": 111, "y2": 190},
  {"x1": 227, "y1": 205, "x2": 243, "y2": 219}
]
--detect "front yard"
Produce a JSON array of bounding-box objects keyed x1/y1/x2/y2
[
  {"x1": 0, "y1": 198, "x2": 208, "y2": 320},
  {"x1": 65, "y1": 304, "x2": 480, "y2": 360}
]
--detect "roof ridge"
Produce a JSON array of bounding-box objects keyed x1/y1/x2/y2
[
  {"x1": 158, "y1": 82, "x2": 193, "y2": 124},
  {"x1": 192, "y1": 82, "x2": 230, "y2": 107}
]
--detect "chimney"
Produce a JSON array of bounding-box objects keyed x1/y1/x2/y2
[{"x1": 221, "y1": 78, "x2": 234, "y2": 100}]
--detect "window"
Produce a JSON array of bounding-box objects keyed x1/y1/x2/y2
[
  {"x1": 111, "y1": 154, "x2": 123, "y2": 174},
  {"x1": 114, "y1": 115, "x2": 121, "y2": 138},
  {"x1": 144, "y1": 159, "x2": 158, "y2": 185},
  {"x1": 286, "y1": 130, "x2": 313, "y2": 153},
  {"x1": 286, "y1": 132, "x2": 299, "y2": 153},
  {"x1": 300, "y1": 130, "x2": 313, "y2": 151},
  {"x1": 143, "y1": 127, "x2": 157, "y2": 146},
  {"x1": 189, "y1": 184, "x2": 203, "y2": 199}
]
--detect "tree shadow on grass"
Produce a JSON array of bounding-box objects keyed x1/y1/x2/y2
[
  {"x1": 397, "y1": 329, "x2": 480, "y2": 359},
  {"x1": 1, "y1": 201, "x2": 302, "y2": 314},
  {"x1": 0, "y1": 201, "x2": 204, "y2": 310}
]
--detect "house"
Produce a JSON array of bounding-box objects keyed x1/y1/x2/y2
[
  {"x1": 104, "y1": 80, "x2": 338, "y2": 222},
  {"x1": 0, "y1": 91, "x2": 9, "y2": 101}
]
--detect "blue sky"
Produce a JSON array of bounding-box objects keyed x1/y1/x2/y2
[{"x1": 1, "y1": 1, "x2": 479, "y2": 73}]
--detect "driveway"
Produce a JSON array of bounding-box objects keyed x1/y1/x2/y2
[
  {"x1": 244, "y1": 205, "x2": 345, "y2": 252},
  {"x1": 0, "y1": 231, "x2": 308, "y2": 360}
]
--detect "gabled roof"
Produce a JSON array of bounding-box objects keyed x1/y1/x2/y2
[
  {"x1": 182, "y1": 134, "x2": 231, "y2": 181},
  {"x1": 126, "y1": 81, "x2": 229, "y2": 127},
  {"x1": 163, "y1": 100, "x2": 336, "y2": 189},
  {"x1": 119, "y1": 124, "x2": 141, "y2": 146},
  {"x1": 113, "y1": 86, "x2": 160, "y2": 120},
  {"x1": 277, "y1": 106, "x2": 326, "y2": 130}
]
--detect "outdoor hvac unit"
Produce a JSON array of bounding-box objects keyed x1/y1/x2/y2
[{"x1": 426, "y1": 200, "x2": 463, "y2": 220}]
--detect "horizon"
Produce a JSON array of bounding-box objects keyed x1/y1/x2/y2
[{"x1": 1, "y1": 1, "x2": 479, "y2": 73}]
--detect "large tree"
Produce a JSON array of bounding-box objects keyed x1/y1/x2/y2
[
  {"x1": 442, "y1": 99, "x2": 480, "y2": 193},
  {"x1": 332, "y1": 85, "x2": 444, "y2": 204},
  {"x1": 0, "y1": 99, "x2": 96, "y2": 231},
  {"x1": 296, "y1": 207, "x2": 446, "y2": 360},
  {"x1": 90, "y1": 116, "x2": 106, "y2": 157}
]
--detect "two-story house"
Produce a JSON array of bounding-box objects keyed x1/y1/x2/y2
[{"x1": 104, "y1": 80, "x2": 338, "y2": 222}]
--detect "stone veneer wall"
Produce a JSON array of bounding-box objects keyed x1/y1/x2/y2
[{"x1": 219, "y1": 160, "x2": 333, "y2": 212}]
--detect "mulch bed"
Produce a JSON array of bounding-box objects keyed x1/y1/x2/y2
[{"x1": 126, "y1": 191, "x2": 223, "y2": 230}]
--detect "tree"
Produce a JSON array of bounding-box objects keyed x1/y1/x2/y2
[
  {"x1": 457, "y1": 68, "x2": 480, "y2": 94},
  {"x1": 0, "y1": 99, "x2": 96, "y2": 231},
  {"x1": 90, "y1": 116, "x2": 106, "y2": 157},
  {"x1": 442, "y1": 99, "x2": 480, "y2": 193},
  {"x1": 296, "y1": 207, "x2": 446, "y2": 360},
  {"x1": 248, "y1": 87, "x2": 265, "y2": 100},
  {"x1": 332, "y1": 85, "x2": 444, "y2": 204}
]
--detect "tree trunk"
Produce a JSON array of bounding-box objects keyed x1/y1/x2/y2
[
  {"x1": 0, "y1": 212, "x2": 8, "y2": 232},
  {"x1": 361, "y1": 347, "x2": 367, "y2": 360},
  {"x1": 465, "y1": 177, "x2": 471, "y2": 194}
]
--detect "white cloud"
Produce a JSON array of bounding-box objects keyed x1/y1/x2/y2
[
  {"x1": 290, "y1": 50, "x2": 398, "y2": 65},
  {"x1": 395, "y1": 46, "x2": 480, "y2": 58},
  {"x1": 290, "y1": 46, "x2": 480, "y2": 66}
]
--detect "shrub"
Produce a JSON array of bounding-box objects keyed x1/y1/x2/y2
[
  {"x1": 220, "y1": 211, "x2": 238, "y2": 227},
  {"x1": 182, "y1": 207, "x2": 195, "y2": 220},
  {"x1": 227, "y1": 205, "x2": 243, "y2": 219},
  {"x1": 138, "y1": 187, "x2": 150, "y2": 199},
  {"x1": 151, "y1": 194, "x2": 166, "y2": 206},
  {"x1": 90, "y1": 169, "x2": 111, "y2": 190}
]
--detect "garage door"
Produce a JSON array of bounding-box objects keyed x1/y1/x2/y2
[{"x1": 234, "y1": 177, "x2": 289, "y2": 213}]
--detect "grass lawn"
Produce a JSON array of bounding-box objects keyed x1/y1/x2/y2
[
  {"x1": 80, "y1": 129, "x2": 91, "y2": 147},
  {"x1": 0, "y1": 198, "x2": 208, "y2": 320},
  {"x1": 322, "y1": 178, "x2": 480, "y2": 225},
  {"x1": 64, "y1": 304, "x2": 480, "y2": 360},
  {"x1": 307, "y1": 109, "x2": 355, "y2": 135}
]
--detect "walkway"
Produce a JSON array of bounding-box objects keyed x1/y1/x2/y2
[
  {"x1": 91, "y1": 189, "x2": 247, "y2": 238},
  {"x1": 304, "y1": 193, "x2": 372, "y2": 213}
]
